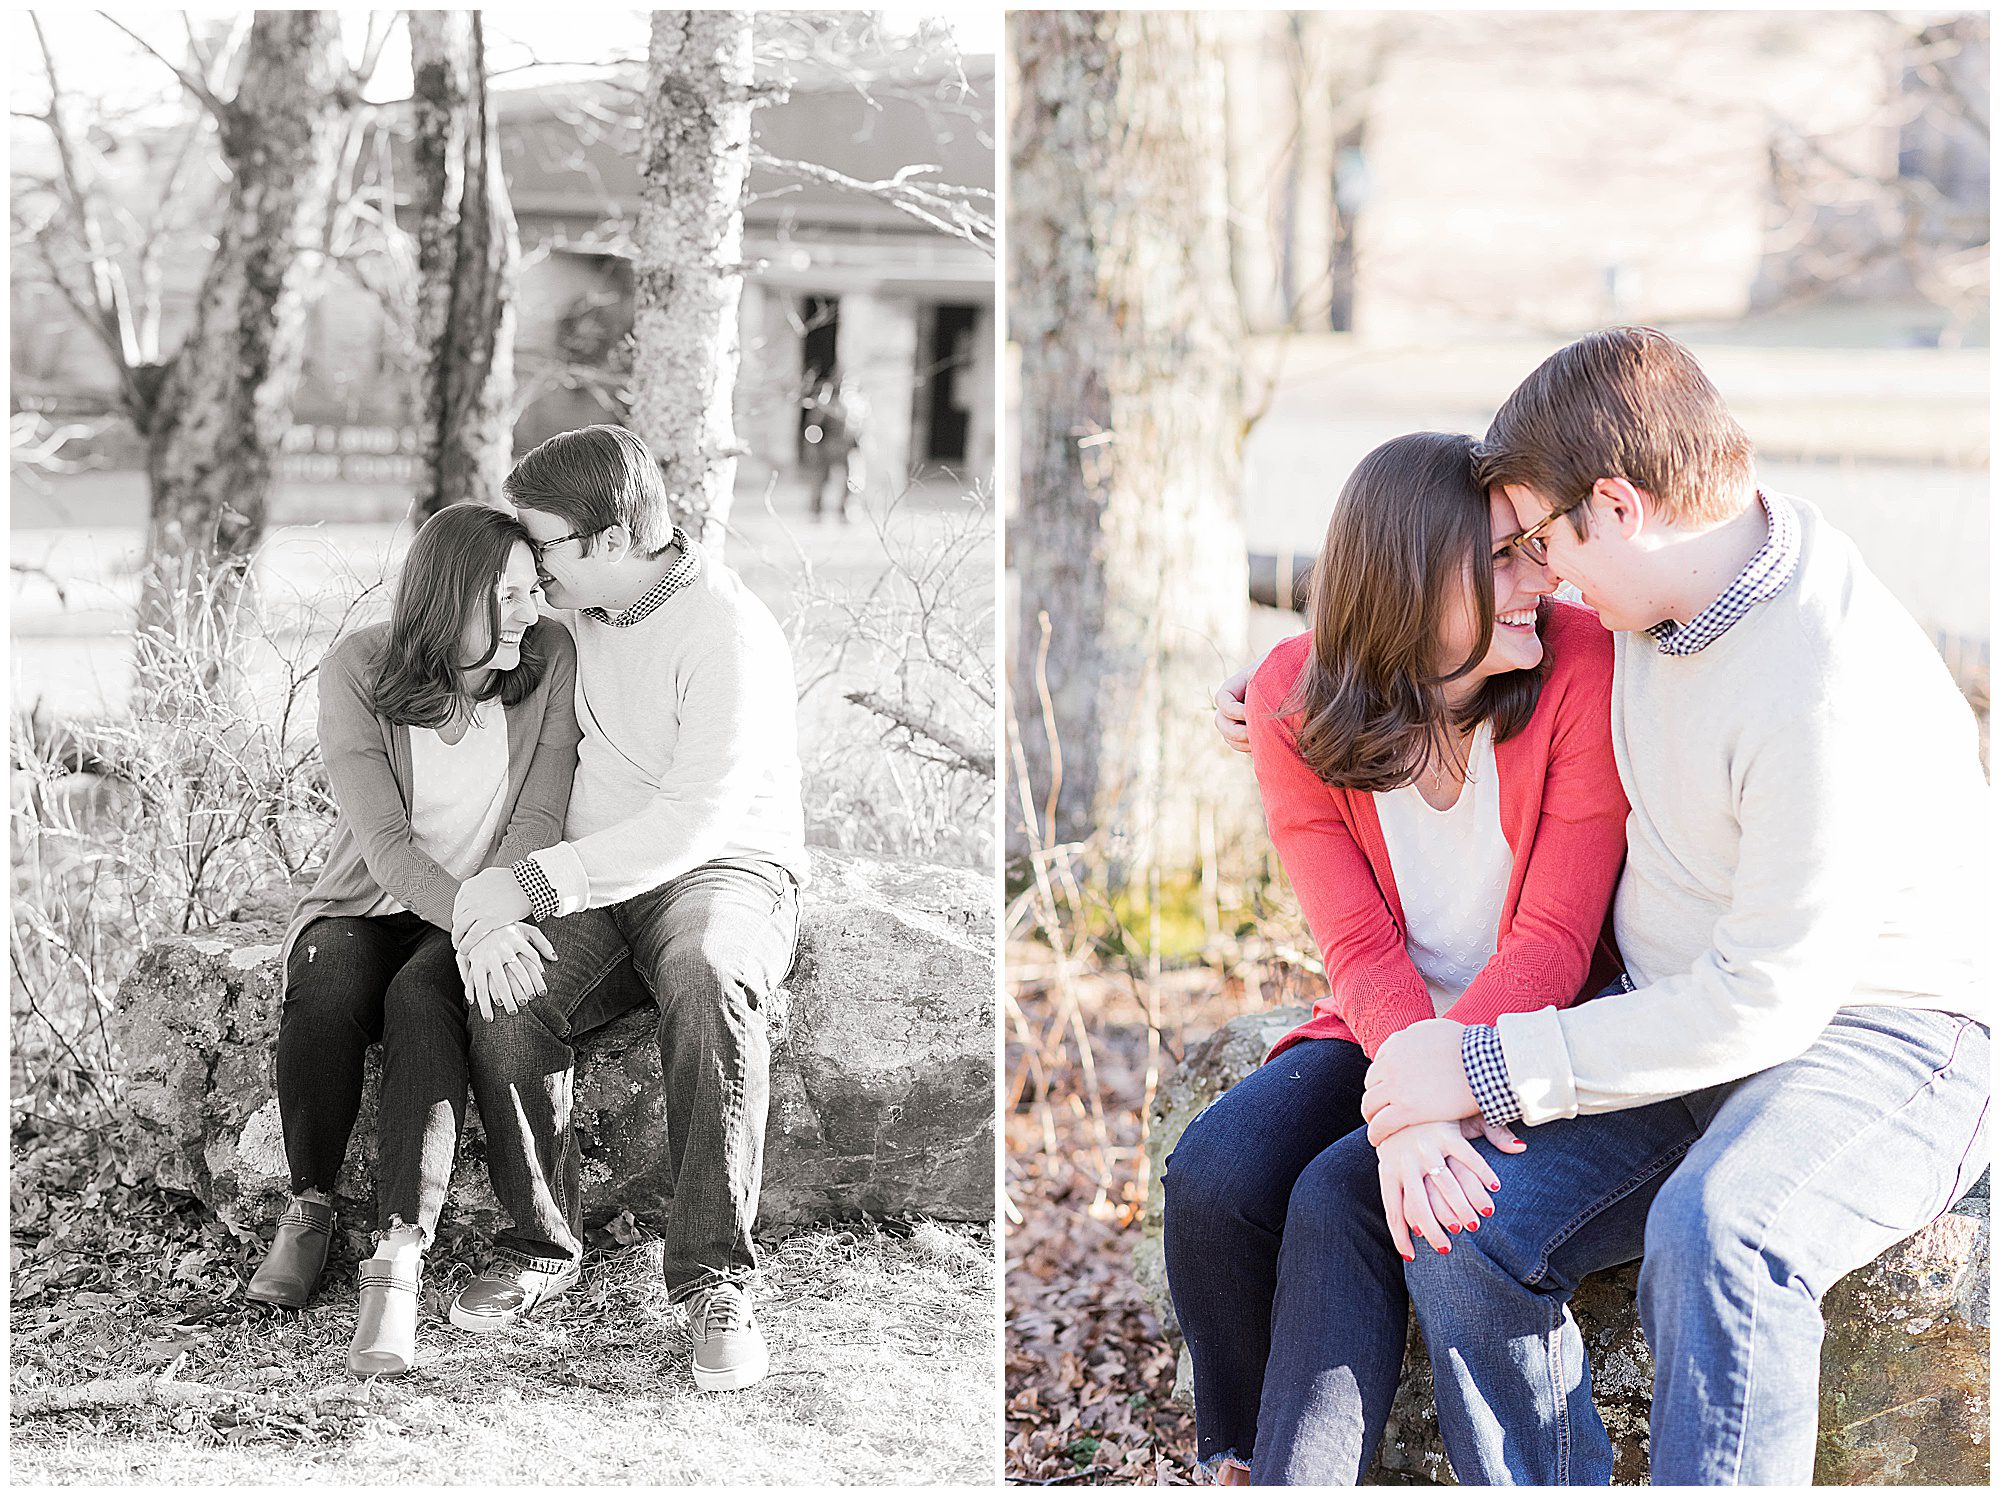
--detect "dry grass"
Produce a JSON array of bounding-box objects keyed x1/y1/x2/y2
[
  {"x1": 11, "y1": 1194, "x2": 996, "y2": 1487},
  {"x1": 1005, "y1": 945, "x2": 1295, "y2": 1485},
  {"x1": 11, "y1": 498, "x2": 1001, "y2": 1485}
]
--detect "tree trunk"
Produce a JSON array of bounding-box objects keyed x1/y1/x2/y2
[
  {"x1": 630, "y1": 11, "x2": 753, "y2": 555},
  {"x1": 1221, "y1": 15, "x2": 1292, "y2": 334},
  {"x1": 1283, "y1": 13, "x2": 1340, "y2": 329},
  {"x1": 140, "y1": 11, "x2": 348, "y2": 634},
  {"x1": 1009, "y1": 12, "x2": 1255, "y2": 885},
  {"x1": 408, "y1": 11, "x2": 518, "y2": 518}
]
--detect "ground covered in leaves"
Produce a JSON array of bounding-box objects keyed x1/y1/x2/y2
[
  {"x1": 11, "y1": 1122, "x2": 997, "y2": 1485},
  {"x1": 1004, "y1": 951, "x2": 1278, "y2": 1485}
]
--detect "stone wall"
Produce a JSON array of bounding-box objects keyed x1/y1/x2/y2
[
  {"x1": 1135, "y1": 1008, "x2": 1990, "y2": 1486},
  {"x1": 112, "y1": 848, "x2": 994, "y2": 1237}
]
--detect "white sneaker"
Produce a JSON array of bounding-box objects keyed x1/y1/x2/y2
[
  {"x1": 447, "y1": 1246, "x2": 581, "y2": 1333},
  {"x1": 687, "y1": 1282, "x2": 768, "y2": 1392}
]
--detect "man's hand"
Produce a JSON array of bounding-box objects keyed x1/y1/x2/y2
[
  {"x1": 453, "y1": 866, "x2": 533, "y2": 951},
  {"x1": 1362, "y1": 1018, "x2": 1479, "y2": 1144},
  {"x1": 457, "y1": 921, "x2": 558, "y2": 1022},
  {"x1": 1375, "y1": 1119, "x2": 1501, "y2": 1260},
  {"x1": 1213, "y1": 666, "x2": 1253, "y2": 755},
  {"x1": 1462, "y1": 1112, "x2": 1526, "y2": 1156}
]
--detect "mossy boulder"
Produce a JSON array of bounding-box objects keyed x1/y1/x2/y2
[
  {"x1": 1138, "y1": 1008, "x2": 1989, "y2": 1485},
  {"x1": 113, "y1": 848, "x2": 995, "y2": 1236}
]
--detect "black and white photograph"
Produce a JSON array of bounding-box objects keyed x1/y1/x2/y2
[{"x1": 11, "y1": 8, "x2": 998, "y2": 1483}]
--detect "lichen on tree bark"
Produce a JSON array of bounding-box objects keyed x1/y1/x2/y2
[
  {"x1": 630, "y1": 11, "x2": 754, "y2": 554},
  {"x1": 140, "y1": 12, "x2": 349, "y2": 635},
  {"x1": 408, "y1": 11, "x2": 518, "y2": 518},
  {"x1": 1009, "y1": 11, "x2": 1256, "y2": 884}
]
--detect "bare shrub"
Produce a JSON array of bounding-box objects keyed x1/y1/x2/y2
[
  {"x1": 10, "y1": 556, "x2": 374, "y2": 1126},
  {"x1": 783, "y1": 485, "x2": 995, "y2": 869}
]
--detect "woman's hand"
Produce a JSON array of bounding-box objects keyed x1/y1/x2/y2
[
  {"x1": 1376, "y1": 1119, "x2": 1502, "y2": 1261},
  {"x1": 458, "y1": 922, "x2": 558, "y2": 1022},
  {"x1": 1213, "y1": 667, "x2": 1253, "y2": 754}
]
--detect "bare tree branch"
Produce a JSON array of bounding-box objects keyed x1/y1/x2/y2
[
  {"x1": 352, "y1": 11, "x2": 397, "y2": 92},
  {"x1": 845, "y1": 689, "x2": 996, "y2": 779},
  {"x1": 751, "y1": 147, "x2": 995, "y2": 254},
  {"x1": 30, "y1": 17, "x2": 146, "y2": 373},
  {"x1": 96, "y1": 13, "x2": 231, "y2": 124}
]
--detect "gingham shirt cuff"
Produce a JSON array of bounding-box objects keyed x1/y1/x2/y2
[
  {"x1": 511, "y1": 858, "x2": 562, "y2": 922},
  {"x1": 1462, "y1": 1024, "x2": 1522, "y2": 1126}
]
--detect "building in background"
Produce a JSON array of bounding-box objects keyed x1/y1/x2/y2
[
  {"x1": 502, "y1": 56, "x2": 995, "y2": 495},
  {"x1": 10, "y1": 50, "x2": 996, "y2": 500},
  {"x1": 1216, "y1": 11, "x2": 1988, "y2": 344}
]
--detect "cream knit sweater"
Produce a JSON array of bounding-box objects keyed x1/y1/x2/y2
[
  {"x1": 525, "y1": 544, "x2": 808, "y2": 911},
  {"x1": 1496, "y1": 497, "x2": 1989, "y2": 1123}
]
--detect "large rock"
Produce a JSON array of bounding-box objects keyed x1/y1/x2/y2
[
  {"x1": 1138, "y1": 1008, "x2": 1990, "y2": 1486},
  {"x1": 114, "y1": 849, "x2": 994, "y2": 1235}
]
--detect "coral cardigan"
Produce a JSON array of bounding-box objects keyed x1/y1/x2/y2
[{"x1": 1247, "y1": 599, "x2": 1628, "y2": 1062}]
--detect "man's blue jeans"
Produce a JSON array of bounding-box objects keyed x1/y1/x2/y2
[
  {"x1": 1403, "y1": 1004, "x2": 1987, "y2": 1486},
  {"x1": 1165, "y1": 1007, "x2": 1987, "y2": 1485},
  {"x1": 466, "y1": 858, "x2": 799, "y2": 1301}
]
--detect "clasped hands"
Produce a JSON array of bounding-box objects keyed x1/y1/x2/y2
[
  {"x1": 1212, "y1": 670, "x2": 1526, "y2": 1251},
  {"x1": 451, "y1": 867, "x2": 550, "y2": 1022},
  {"x1": 1362, "y1": 1018, "x2": 1523, "y2": 1259}
]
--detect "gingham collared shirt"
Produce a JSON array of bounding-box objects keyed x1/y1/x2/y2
[
  {"x1": 510, "y1": 528, "x2": 699, "y2": 918},
  {"x1": 1646, "y1": 491, "x2": 1798, "y2": 656},
  {"x1": 513, "y1": 855, "x2": 563, "y2": 922},
  {"x1": 580, "y1": 528, "x2": 699, "y2": 628},
  {"x1": 1462, "y1": 1025, "x2": 1522, "y2": 1127}
]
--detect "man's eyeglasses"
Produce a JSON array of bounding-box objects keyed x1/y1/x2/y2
[
  {"x1": 532, "y1": 529, "x2": 597, "y2": 562},
  {"x1": 1505, "y1": 496, "x2": 1589, "y2": 566}
]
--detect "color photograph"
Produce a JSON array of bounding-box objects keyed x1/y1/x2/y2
[{"x1": 1004, "y1": 10, "x2": 1988, "y2": 1486}]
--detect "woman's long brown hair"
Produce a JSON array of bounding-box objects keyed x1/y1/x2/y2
[
  {"x1": 1283, "y1": 431, "x2": 1544, "y2": 791},
  {"x1": 370, "y1": 503, "x2": 548, "y2": 729}
]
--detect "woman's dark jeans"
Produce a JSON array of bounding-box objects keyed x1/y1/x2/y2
[
  {"x1": 1162, "y1": 1037, "x2": 1409, "y2": 1482},
  {"x1": 276, "y1": 912, "x2": 470, "y2": 1239}
]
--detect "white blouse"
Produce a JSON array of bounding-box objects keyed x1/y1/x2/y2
[
  {"x1": 366, "y1": 703, "x2": 511, "y2": 917},
  {"x1": 1373, "y1": 725, "x2": 1511, "y2": 1015}
]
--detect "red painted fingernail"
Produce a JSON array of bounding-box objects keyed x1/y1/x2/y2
[
  {"x1": 1440, "y1": 1244, "x2": 1452, "y2": 1255},
  {"x1": 1401, "y1": 1253, "x2": 1415, "y2": 1262},
  {"x1": 1447, "y1": 1223, "x2": 1460, "y2": 1233},
  {"x1": 1481, "y1": 1207, "x2": 1494, "y2": 1218},
  {"x1": 1466, "y1": 1220, "x2": 1478, "y2": 1232}
]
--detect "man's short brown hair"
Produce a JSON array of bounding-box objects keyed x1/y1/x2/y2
[
  {"x1": 503, "y1": 424, "x2": 676, "y2": 557},
  {"x1": 1473, "y1": 327, "x2": 1755, "y2": 531}
]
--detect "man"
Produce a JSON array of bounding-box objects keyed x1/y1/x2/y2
[
  {"x1": 447, "y1": 424, "x2": 808, "y2": 1393},
  {"x1": 1216, "y1": 328, "x2": 1987, "y2": 1483},
  {"x1": 799, "y1": 372, "x2": 865, "y2": 522}
]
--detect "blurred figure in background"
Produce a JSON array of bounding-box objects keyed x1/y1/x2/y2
[{"x1": 800, "y1": 371, "x2": 866, "y2": 522}]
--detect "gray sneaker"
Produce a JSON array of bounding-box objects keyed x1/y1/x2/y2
[
  {"x1": 448, "y1": 1246, "x2": 581, "y2": 1333},
  {"x1": 687, "y1": 1282, "x2": 768, "y2": 1391}
]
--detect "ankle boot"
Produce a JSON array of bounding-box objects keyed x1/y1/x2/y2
[
  {"x1": 348, "y1": 1259, "x2": 422, "y2": 1376},
  {"x1": 246, "y1": 1197, "x2": 335, "y2": 1309}
]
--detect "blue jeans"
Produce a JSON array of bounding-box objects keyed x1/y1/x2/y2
[
  {"x1": 1401, "y1": 1003, "x2": 1989, "y2": 1486},
  {"x1": 466, "y1": 858, "x2": 799, "y2": 1300},
  {"x1": 1162, "y1": 1037, "x2": 1407, "y2": 1481}
]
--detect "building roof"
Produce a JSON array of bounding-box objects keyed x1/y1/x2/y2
[{"x1": 496, "y1": 59, "x2": 995, "y2": 237}]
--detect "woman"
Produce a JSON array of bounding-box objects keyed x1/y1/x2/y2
[
  {"x1": 245, "y1": 503, "x2": 581, "y2": 1378},
  {"x1": 1163, "y1": 431, "x2": 1627, "y2": 1483}
]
